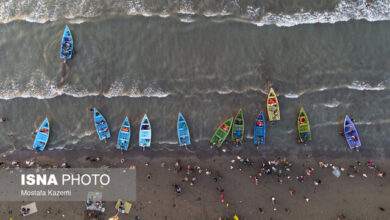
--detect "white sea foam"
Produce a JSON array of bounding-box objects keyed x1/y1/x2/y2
[
  {"x1": 179, "y1": 17, "x2": 195, "y2": 23},
  {"x1": 104, "y1": 81, "x2": 170, "y2": 98},
  {"x1": 0, "y1": 75, "x2": 169, "y2": 100},
  {"x1": 217, "y1": 89, "x2": 233, "y2": 95},
  {"x1": 203, "y1": 11, "x2": 219, "y2": 17},
  {"x1": 159, "y1": 11, "x2": 170, "y2": 18},
  {"x1": 178, "y1": 0, "x2": 195, "y2": 15},
  {"x1": 252, "y1": 0, "x2": 390, "y2": 27},
  {"x1": 1, "y1": 0, "x2": 390, "y2": 28},
  {"x1": 323, "y1": 100, "x2": 341, "y2": 108},
  {"x1": 284, "y1": 93, "x2": 301, "y2": 98},
  {"x1": 346, "y1": 81, "x2": 386, "y2": 91}
]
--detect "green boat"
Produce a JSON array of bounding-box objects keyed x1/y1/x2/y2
[
  {"x1": 210, "y1": 117, "x2": 233, "y2": 147},
  {"x1": 297, "y1": 107, "x2": 311, "y2": 143},
  {"x1": 231, "y1": 109, "x2": 244, "y2": 144}
]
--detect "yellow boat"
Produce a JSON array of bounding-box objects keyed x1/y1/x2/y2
[{"x1": 266, "y1": 88, "x2": 280, "y2": 121}]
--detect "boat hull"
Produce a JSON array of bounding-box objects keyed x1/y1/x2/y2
[
  {"x1": 60, "y1": 25, "x2": 73, "y2": 60},
  {"x1": 139, "y1": 114, "x2": 151, "y2": 147},
  {"x1": 344, "y1": 115, "x2": 361, "y2": 149},
  {"x1": 210, "y1": 117, "x2": 233, "y2": 147},
  {"x1": 177, "y1": 113, "x2": 191, "y2": 146},
  {"x1": 297, "y1": 107, "x2": 311, "y2": 142},
  {"x1": 254, "y1": 112, "x2": 266, "y2": 145},
  {"x1": 33, "y1": 118, "x2": 50, "y2": 151},
  {"x1": 93, "y1": 108, "x2": 111, "y2": 141},
  {"x1": 116, "y1": 117, "x2": 131, "y2": 150},
  {"x1": 267, "y1": 88, "x2": 280, "y2": 121},
  {"x1": 231, "y1": 109, "x2": 244, "y2": 143}
]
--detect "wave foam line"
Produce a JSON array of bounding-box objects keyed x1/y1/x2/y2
[
  {"x1": 1, "y1": 0, "x2": 390, "y2": 28},
  {"x1": 283, "y1": 81, "x2": 387, "y2": 99},
  {"x1": 252, "y1": 0, "x2": 390, "y2": 27},
  {"x1": 0, "y1": 78, "x2": 170, "y2": 100}
]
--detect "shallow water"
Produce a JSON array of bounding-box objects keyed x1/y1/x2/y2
[{"x1": 0, "y1": 0, "x2": 389, "y2": 157}]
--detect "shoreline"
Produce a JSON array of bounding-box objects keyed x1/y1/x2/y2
[{"x1": 2, "y1": 141, "x2": 389, "y2": 166}]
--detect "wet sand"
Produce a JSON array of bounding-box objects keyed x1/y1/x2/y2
[{"x1": 1, "y1": 148, "x2": 390, "y2": 220}]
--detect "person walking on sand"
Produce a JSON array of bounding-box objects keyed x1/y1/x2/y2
[{"x1": 173, "y1": 184, "x2": 181, "y2": 194}]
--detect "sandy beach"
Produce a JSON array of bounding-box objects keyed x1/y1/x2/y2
[{"x1": 0, "y1": 147, "x2": 389, "y2": 220}]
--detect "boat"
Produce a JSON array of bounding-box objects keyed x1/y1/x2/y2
[
  {"x1": 231, "y1": 109, "x2": 244, "y2": 144},
  {"x1": 344, "y1": 115, "x2": 361, "y2": 149},
  {"x1": 177, "y1": 112, "x2": 191, "y2": 147},
  {"x1": 139, "y1": 114, "x2": 151, "y2": 148},
  {"x1": 254, "y1": 112, "x2": 266, "y2": 145},
  {"x1": 267, "y1": 88, "x2": 280, "y2": 121},
  {"x1": 116, "y1": 117, "x2": 131, "y2": 151},
  {"x1": 210, "y1": 117, "x2": 233, "y2": 147},
  {"x1": 297, "y1": 107, "x2": 311, "y2": 142},
  {"x1": 93, "y1": 108, "x2": 111, "y2": 141},
  {"x1": 33, "y1": 118, "x2": 50, "y2": 151},
  {"x1": 60, "y1": 25, "x2": 73, "y2": 63}
]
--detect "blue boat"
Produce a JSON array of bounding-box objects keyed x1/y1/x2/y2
[
  {"x1": 177, "y1": 112, "x2": 191, "y2": 147},
  {"x1": 33, "y1": 118, "x2": 50, "y2": 151},
  {"x1": 254, "y1": 112, "x2": 266, "y2": 145},
  {"x1": 60, "y1": 25, "x2": 73, "y2": 62},
  {"x1": 116, "y1": 117, "x2": 131, "y2": 151},
  {"x1": 93, "y1": 108, "x2": 111, "y2": 141},
  {"x1": 139, "y1": 114, "x2": 151, "y2": 148},
  {"x1": 344, "y1": 115, "x2": 361, "y2": 149}
]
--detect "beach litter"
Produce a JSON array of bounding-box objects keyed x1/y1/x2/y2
[
  {"x1": 332, "y1": 168, "x2": 341, "y2": 178},
  {"x1": 20, "y1": 202, "x2": 38, "y2": 217}
]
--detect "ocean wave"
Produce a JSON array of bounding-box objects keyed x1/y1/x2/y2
[
  {"x1": 323, "y1": 100, "x2": 341, "y2": 108},
  {"x1": 215, "y1": 87, "x2": 268, "y2": 96},
  {"x1": 354, "y1": 118, "x2": 390, "y2": 125},
  {"x1": 1, "y1": 0, "x2": 390, "y2": 28},
  {"x1": 179, "y1": 17, "x2": 195, "y2": 23},
  {"x1": 1, "y1": 79, "x2": 387, "y2": 100},
  {"x1": 346, "y1": 80, "x2": 386, "y2": 91},
  {"x1": 284, "y1": 93, "x2": 302, "y2": 99},
  {"x1": 0, "y1": 75, "x2": 169, "y2": 100},
  {"x1": 105, "y1": 81, "x2": 170, "y2": 98},
  {"x1": 282, "y1": 81, "x2": 387, "y2": 99},
  {"x1": 252, "y1": 0, "x2": 390, "y2": 27}
]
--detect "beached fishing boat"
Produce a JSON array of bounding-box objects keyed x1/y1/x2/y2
[
  {"x1": 254, "y1": 112, "x2": 266, "y2": 145},
  {"x1": 33, "y1": 118, "x2": 50, "y2": 151},
  {"x1": 344, "y1": 115, "x2": 361, "y2": 149},
  {"x1": 93, "y1": 108, "x2": 111, "y2": 141},
  {"x1": 231, "y1": 109, "x2": 244, "y2": 144},
  {"x1": 60, "y1": 25, "x2": 73, "y2": 63},
  {"x1": 297, "y1": 107, "x2": 311, "y2": 142},
  {"x1": 267, "y1": 88, "x2": 280, "y2": 121},
  {"x1": 210, "y1": 117, "x2": 233, "y2": 147},
  {"x1": 177, "y1": 112, "x2": 191, "y2": 146},
  {"x1": 139, "y1": 114, "x2": 151, "y2": 148},
  {"x1": 116, "y1": 117, "x2": 131, "y2": 151}
]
